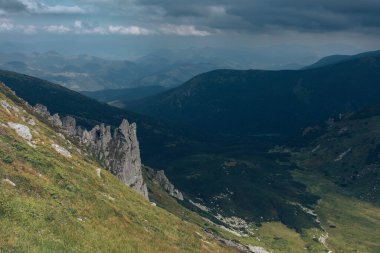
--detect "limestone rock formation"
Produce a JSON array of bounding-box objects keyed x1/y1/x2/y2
[
  {"x1": 61, "y1": 116, "x2": 79, "y2": 136},
  {"x1": 49, "y1": 113, "x2": 62, "y2": 127},
  {"x1": 81, "y1": 120, "x2": 148, "y2": 199},
  {"x1": 154, "y1": 170, "x2": 184, "y2": 200},
  {"x1": 33, "y1": 104, "x2": 50, "y2": 117},
  {"x1": 34, "y1": 104, "x2": 62, "y2": 127},
  {"x1": 33, "y1": 104, "x2": 148, "y2": 199}
]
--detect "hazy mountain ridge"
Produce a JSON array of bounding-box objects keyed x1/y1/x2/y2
[
  {"x1": 0, "y1": 51, "x2": 143, "y2": 91},
  {"x1": 304, "y1": 49, "x2": 380, "y2": 69},
  {"x1": 0, "y1": 47, "x2": 322, "y2": 92},
  {"x1": 0, "y1": 51, "x2": 246, "y2": 91},
  {"x1": 126, "y1": 54, "x2": 380, "y2": 140}
]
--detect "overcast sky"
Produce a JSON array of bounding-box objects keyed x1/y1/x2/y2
[{"x1": 0, "y1": 0, "x2": 379, "y2": 59}]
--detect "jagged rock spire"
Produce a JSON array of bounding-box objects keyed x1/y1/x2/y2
[{"x1": 33, "y1": 104, "x2": 148, "y2": 199}]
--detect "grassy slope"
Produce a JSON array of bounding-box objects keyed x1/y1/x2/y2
[
  {"x1": 297, "y1": 115, "x2": 380, "y2": 204},
  {"x1": 292, "y1": 113, "x2": 380, "y2": 252},
  {"x1": 294, "y1": 171, "x2": 380, "y2": 253},
  {"x1": 0, "y1": 83, "x2": 236, "y2": 253},
  {"x1": 145, "y1": 166, "x2": 326, "y2": 253}
]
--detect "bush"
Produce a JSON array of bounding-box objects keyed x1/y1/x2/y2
[{"x1": 2, "y1": 156, "x2": 13, "y2": 164}]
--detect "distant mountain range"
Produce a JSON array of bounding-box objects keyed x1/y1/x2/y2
[
  {"x1": 0, "y1": 47, "x2": 324, "y2": 91},
  {"x1": 0, "y1": 50, "x2": 252, "y2": 91},
  {"x1": 304, "y1": 49, "x2": 380, "y2": 69}
]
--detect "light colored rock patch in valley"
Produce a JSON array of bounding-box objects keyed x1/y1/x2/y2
[
  {"x1": 318, "y1": 233, "x2": 332, "y2": 253},
  {"x1": 311, "y1": 144, "x2": 320, "y2": 153},
  {"x1": 189, "y1": 200, "x2": 211, "y2": 212},
  {"x1": 215, "y1": 214, "x2": 249, "y2": 231},
  {"x1": 334, "y1": 148, "x2": 352, "y2": 162}
]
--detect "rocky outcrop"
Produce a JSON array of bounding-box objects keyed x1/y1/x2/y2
[
  {"x1": 153, "y1": 170, "x2": 183, "y2": 200},
  {"x1": 33, "y1": 104, "x2": 50, "y2": 117},
  {"x1": 49, "y1": 113, "x2": 62, "y2": 127},
  {"x1": 34, "y1": 104, "x2": 62, "y2": 127},
  {"x1": 7, "y1": 122, "x2": 32, "y2": 141},
  {"x1": 61, "y1": 116, "x2": 78, "y2": 136},
  {"x1": 33, "y1": 104, "x2": 148, "y2": 199},
  {"x1": 81, "y1": 119, "x2": 148, "y2": 199}
]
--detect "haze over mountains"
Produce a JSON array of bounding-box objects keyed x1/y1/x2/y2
[
  {"x1": 0, "y1": 46, "x2": 360, "y2": 92},
  {"x1": 1, "y1": 0, "x2": 380, "y2": 251},
  {"x1": 1, "y1": 48, "x2": 380, "y2": 252}
]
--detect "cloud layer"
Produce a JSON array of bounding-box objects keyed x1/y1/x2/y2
[
  {"x1": 1, "y1": 0, "x2": 379, "y2": 36},
  {"x1": 0, "y1": 0, "x2": 86, "y2": 14},
  {"x1": 0, "y1": 18, "x2": 212, "y2": 37},
  {"x1": 134, "y1": 0, "x2": 380, "y2": 33}
]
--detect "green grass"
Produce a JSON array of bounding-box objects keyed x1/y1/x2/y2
[
  {"x1": 2, "y1": 79, "x2": 380, "y2": 252},
  {"x1": 294, "y1": 171, "x2": 380, "y2": 253},
  {"x1": 290, "y1": 110, "x2": 380, "y2": 252},
  {"x1": 160, "y1": 151, "x2": 319, "y2": 232},
  {"x1": 0, "y1": 83, "x2": 236, "y2": 253},
  {"x1": 145, "y1": 162, "x2": 327, "y2": 253},
  {"x1": 296, "y1": 116, "x2": 380, "y2": 204}
]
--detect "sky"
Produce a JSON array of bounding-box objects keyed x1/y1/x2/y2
[{"x1": 0, "y1": 0, "x2": 379, "y2": 59}]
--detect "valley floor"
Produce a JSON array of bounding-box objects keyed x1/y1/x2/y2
[{"x1": 294, "y1": 171, "x2": 380, "y2": 253}]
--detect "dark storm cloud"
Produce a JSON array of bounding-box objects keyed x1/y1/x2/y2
[
  {"x1": 133, "y1": 0, "x2": 380, "y2": 33},
  {"x1": 0, "y1": 0, "x2": 27, "y2": 12}
]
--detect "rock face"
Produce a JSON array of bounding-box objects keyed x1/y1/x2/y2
[
  {"x1": 34, "y1": 104, "x2": 62, "y2": 127},
  {"x1": 81, "y1": 119, "x2": 148, "y2": 199},
  {"x1": 154, "y1": 170, "x2": 184, "y2": 200},
  {"x1": 61, "y1": 116, "x2": 78, "y2": 135},
  {"x1": 33, "y1": 104, "x2": 50, "y2": 117},
  {"x1": 49, "y1": 113, "x2": 62, "y2": 127},
  {"x1": 33, "y1": 104, "x2": 148, "y2": 199}
]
